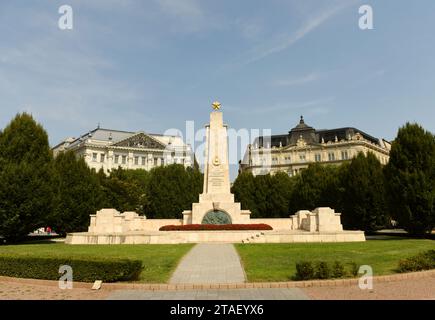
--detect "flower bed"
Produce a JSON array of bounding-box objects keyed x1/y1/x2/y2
[{"x1": 159, "y1": 224, "x2": 273, "y2": 231}]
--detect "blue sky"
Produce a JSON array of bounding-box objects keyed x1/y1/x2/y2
[{"x1": 1, "y1": 1, "x2": 435, "y2": 178}]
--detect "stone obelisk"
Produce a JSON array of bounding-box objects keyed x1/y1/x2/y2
[
  {"x1": 182, "y1": 102, "x2": 251, "y2": 225},
  {"x1": 202, "y1": 101, "x2": 231, "y2": 197}
]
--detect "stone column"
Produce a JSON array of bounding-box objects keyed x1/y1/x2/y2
[
  {"x1": 128, "y1": 151, "x2": 133, "y2": 169},
  {"x1": 107, "y1": 150, "x2": 114, "y2": 172}
]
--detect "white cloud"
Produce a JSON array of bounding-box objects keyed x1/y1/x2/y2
[
  {"x1": 235, "y1": 18, "x2": 265, "y2": 41},
  {"x1": 0, "y1": 29, "x2": 151, "y2": 142},
  {"x1": 243, "y1": 1, "x2": 356, "y2": 65},
  {"x1": 153, "y1": 0, "x2": 209, "y2": 33},
  {"x1": 273, "y1": 72, "x2": 321, "y2": 87}
]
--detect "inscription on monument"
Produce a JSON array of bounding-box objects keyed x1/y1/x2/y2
[
  {"x1": 211, "y1": 179, "x2": 223, "y2": 187},
  {"x1": 209, "y1": 170, "x2": 224, "y2": 177}
]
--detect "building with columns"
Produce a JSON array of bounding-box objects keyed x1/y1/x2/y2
[
  {"x1": 53, "y1": 127, "x2": 194, "y2": 173},
  {"x1": 239, "y1": 116, "x2": 391, "y2": 176}
]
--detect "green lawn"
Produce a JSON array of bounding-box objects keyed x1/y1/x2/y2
[
  {"x1": 235, "y1": 239, "x2": 435, "y2": 282},
  {"x1": 0, "y1": 243, "x2": 194, "y2": 283}
]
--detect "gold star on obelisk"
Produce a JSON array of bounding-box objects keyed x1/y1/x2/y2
[{"x1": 212, "y1": 101, "x2": 221, "y2": 110}]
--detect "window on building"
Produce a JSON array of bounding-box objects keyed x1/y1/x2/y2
[
  {"x1": 315, "y1": 154, "x2": 321, "y2": 162},
  {"x1": 341, "y1": 151, "x2": 349, "y2": 160},
  {"x1": 92, "y1": 153, "x2": 97, "y2": 162},
  {"x1": 284, "y1": 156, "x2": 291, "y2": 163},
  {"x1": 328, "y1": 153, "x2": 335, "y2": 161},
  {"x1": 114, "y1": 155, "x2": 119, "y2": 164},
  {"x1": 141, "y1": 157, "x2": 146, "y2": 165},
  {"x1": 154, "y1": 158, "x2": 158, "y2": 166},
  {"x1": 122, "y1": 155, "x2": 127, "y2": 164},
  {"x1": 100, "y1": 154, "x2": 105, "y2": 163},
  {"x1": 134, "y1": 156, "x2": 139, "y2": 165},
  {"x1": 299, "y1": 154, "x2": 306, "y2": 162}
]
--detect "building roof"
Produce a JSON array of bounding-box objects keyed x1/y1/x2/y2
[
  {"x1": 252, "y1": 117, "x2": 386, "y2": 148},
  {"x1": 56, "y1": 127, "x2": 189, "y2": 150}
]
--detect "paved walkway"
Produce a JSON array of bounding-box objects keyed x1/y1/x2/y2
[
  {"x1": 304, "y1": 276, "x2": 435, "y2": 300},
  {"x1": 107, "y1": 288, "x2": 309, "y2": 300},
  {"x1": 169, "y1": 244, "x2": 246, "y2": 284},
  {"x1": 0, "y1": 281, "x2": 107, "y2": 300},
  {"x1": 1, "y1": 274, "x2": 434, "y2": 300}
]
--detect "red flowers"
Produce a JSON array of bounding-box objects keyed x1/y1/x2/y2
[{"x1": 159, "y1": 224, "x2": 273, "y2": 231}]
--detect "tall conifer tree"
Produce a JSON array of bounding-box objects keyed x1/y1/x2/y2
[
  {"x1": 385, "y1": 123, "x2": 435, "y2": 235},
  {"x1": 0, "y1": 113, "x2": 53, "y2": 241}
]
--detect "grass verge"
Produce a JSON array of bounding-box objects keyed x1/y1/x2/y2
[
  {"x1": 0, "y1": 243, "x2": 194, "y2": 283},
  {"x1": 235, "y1": 239, "x2": 435, "y2": 282}
]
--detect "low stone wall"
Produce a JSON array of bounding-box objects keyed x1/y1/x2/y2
[
  {"x1": 142, "y1": 219, "x2": 182, "y2": 230},
  {"x1": 67, "y1": 207, "x2": 363, "y2": 244},
  {"x1": 66, "y1": 230, "x2": 264, "y2": 245},
  {"x1": 250, "y1": 218, "x2": 293, "y2": 230},
  {"x1": 65, "y1": 230, "x2": 365, "y2": 245},
  {"x1": 87, "y1": 207, "x2": 345, "y2": 233}
]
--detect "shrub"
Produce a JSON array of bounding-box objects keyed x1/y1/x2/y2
[
  {"x1": 295, "y1": 260, "x2": 357, "y2": 280},
  {"x1": 0, "y1": 256, "x2": 143, "y2": 282},
  {"x1": 348, "y1": 262, "x2": 359, "y2": 277},
  {"x1": 331, "y1": 261, "x2": 345, "y2": 278},
  {"x1": 314, "y1": 261, "x2": 331, "y2": 279},
  {"x1": 397, "y1": 250, "x2": 435, "y2": 273},
  {"x1": 295, "y1": 261, "x2": 315, "y2": 280},
  {"x1": 159, "y1": 224, "x2": 273, "y2": 231}
]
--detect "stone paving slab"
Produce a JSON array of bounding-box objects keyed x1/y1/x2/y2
[
  {"x1": 106, "y1": 288, "x2": 310, "y2": 300},
  {"x1": 169, "y1": 244, "x2": 246, "y2": 284}
]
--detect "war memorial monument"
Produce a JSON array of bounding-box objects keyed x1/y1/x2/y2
[{"x1": 66, "y1": 102, "x2": 365, "y2": 244}]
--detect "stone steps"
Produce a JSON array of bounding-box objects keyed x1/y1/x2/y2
[{"x1": 241, "y1": 232, "x2": 266, "y2": 244}]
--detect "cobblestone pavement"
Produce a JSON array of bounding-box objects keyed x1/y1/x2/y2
[
  {"x1": 106, "y1": 288, "x2": 309, "y2": 300},
  {"x1": 169, "y1": 244, "x2": 246, "y2": 284},
  {"x1": 0, "y1": 282, "x2": 110, "y2": 300},
  {"x1": 1, "y1": 277, "x2": 434, "y2": 300},
  {"x1": 1, "y1": 273, "x2": 434, "y2": 300},
  {"x1": 304, "y1": 276, "x2": 435, "y2": 300}
]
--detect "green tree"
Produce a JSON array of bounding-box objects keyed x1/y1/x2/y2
[
  {"x1": 267, "y1": 172, "x2": 294, "y2": 218},
  {"x1": 232, "y1": 171, "x2": 294, "y2": 218},
  {"x1": 146, "y1": 164, "x2": 203, "y2": 219},
  {"x1": 49, "y1": 151, "x2": 103, "y2": 235},
  {"x1": 232, "y1": 171, "x2": 258, "y2": 216},
  {"x1": 98, "y1": 167, "x2": 148, "y2": 214},
  {"x1": 289, "y1": 164, "x2": 341, "y2": 214},
  {"x1": 385, "y1": 123, "x2": 435, "y2": 235},
  {"x1": 340, "y1": 152, "x2": 388, "y2": 231},
  {"x1": 0, "y1": 113, "x2": 53, "y2": 241},
  {"x1": 253, "y1": 174, "x2": 273, "y2": 218}
]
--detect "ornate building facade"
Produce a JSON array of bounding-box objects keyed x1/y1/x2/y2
[
  {"x1": 239, "y1": 116, "x2": 391, "y2": 176},
  {"x1": 53, "y1": 127, "x2": 194, "y2": 173}
]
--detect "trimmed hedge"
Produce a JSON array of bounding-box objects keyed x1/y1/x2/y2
[
  {"x1": 295, "y1": 260, "x2": 358, "y2": 280},
  {"x1": 159, "y1": 224, "x2": 273, "y2": 231},
  {"x1": 0, "y1": 256, "x2": 143, "y2": 282},
  {"x1": 397, "y1": 250, "x2": 435, "y2": 273}
]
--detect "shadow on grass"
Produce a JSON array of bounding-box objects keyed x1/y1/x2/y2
[
  {"x1": 365, "y1": 233, "x2": 435, "y2": 241},
  {"x1": 0, "y1": 235, "x2": 64, "y2": 246}
]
